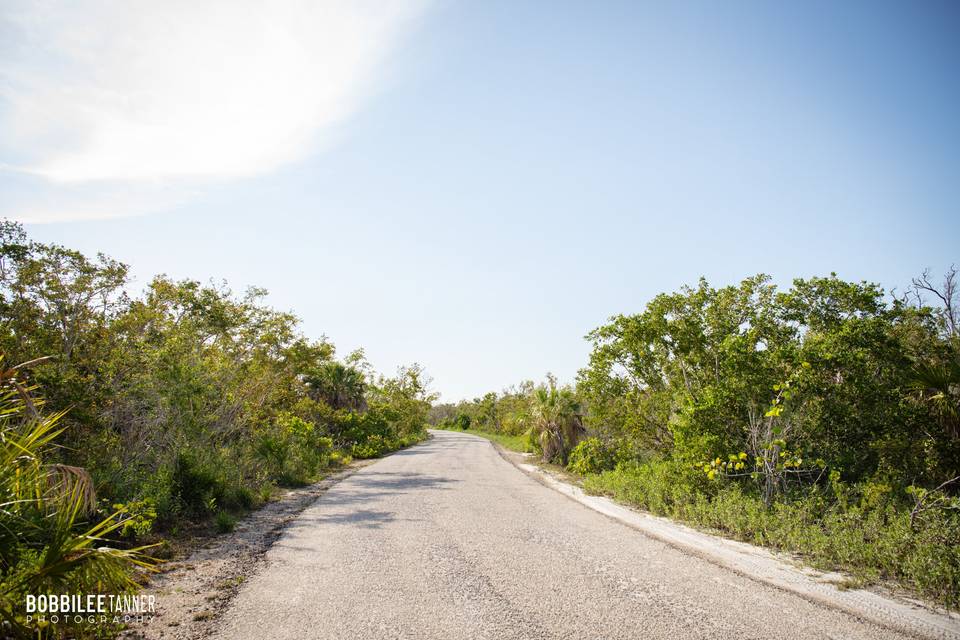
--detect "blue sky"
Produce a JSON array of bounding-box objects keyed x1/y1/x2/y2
[{"x1": 2, "y1": 1, "x2": 958, "y2": 401}]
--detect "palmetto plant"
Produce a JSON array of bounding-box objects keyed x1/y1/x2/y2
[
  {"x1": 908, "y1": 355, "x2": 960, "y2": 442},
  {"x1": 305, "y1": 361, "x2": 367, "y2": 412},
  {"x1": 0, "y1": 360, "x2": 155, "y2": 638},
  {"x1": 530, "y1": 380, "x2": 585, "y2": 465}
]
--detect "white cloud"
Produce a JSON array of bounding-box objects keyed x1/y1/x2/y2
[
  {"x1": 0, "y1": 180, "x2": 200, "y2": 224},
  {"x1": 0, "y1": 0, "x2": 428, "y2": 221}
]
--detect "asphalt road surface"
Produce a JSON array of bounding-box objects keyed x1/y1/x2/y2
[{"x1": 213, "y1": 430, "x2": 913, "y2": 640}]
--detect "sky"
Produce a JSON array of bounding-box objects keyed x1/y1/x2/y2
[{"x1": 1, "y1": 1, "x2": 958, "y2": 402}]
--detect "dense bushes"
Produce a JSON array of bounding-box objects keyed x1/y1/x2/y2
[
  {"x1": 566, "y1": 437, "x2": 617, "y2": 475},
  {"x1": 577, "y1": 273, "x2": 960, "y2": 487},
  {"x1": 0, "y1": 222, "x2": 433, "y2": 521},
  {"x1": 0, "y1": 221, "x2": 434, "y2": 637},
  {"x1": 434, "y1": 269, "x2": 960, "y2": 607},
  {"x1": 253, "y1": 414, "x2": 336, "y2": 486},
  {"x1": 0, "y1": 365, "x2": 154, "y2": 637},
  {"x1": 571, "y1": 272, "x2": 960, "y2": 606}
]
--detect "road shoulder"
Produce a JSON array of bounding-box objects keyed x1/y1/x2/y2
[
  {"x1": 118, "y1": 461, "x2": 376, "y2": 640},
  {"x1": 488, "y1": 439, "x2": 960, "y2": 640}
]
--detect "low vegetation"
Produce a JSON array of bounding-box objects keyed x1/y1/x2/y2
[
  {"x1": 0, "y1": 365, "x2": 155, "y2": 638},
  {"x1": 432, "y1": 270, "x2": 960, "y2": 608},
  {"x1": 0, "y1": 221, "x2": 433, "y2": 638}
]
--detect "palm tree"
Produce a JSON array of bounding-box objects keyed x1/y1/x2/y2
[
  {"x1": 0, "y1": 359, "x2": 155, "y2": 638},
  {"x1": 305, "y1": 361, "x2": 367, "y2": 412},
  {"x1": 909, "y1": 354, "x2": 960, "y2": 442},
  {"x1": 530, "y1": 379, "x2": 585, "y2": 464}
]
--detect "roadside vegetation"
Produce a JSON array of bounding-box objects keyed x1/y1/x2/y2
[
  {"x1": 0, "y1": 221, "x2": 433, "y2": 638},
  {"x1": 432, "y1": 270, "x2": 960, "y2": 608}
]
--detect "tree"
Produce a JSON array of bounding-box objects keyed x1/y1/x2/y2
[
  {"x1": 0, "y1": 222, "x2": 129, "y2": 426},
  {"x1": 911, "y1": 265, "x2": 959, "y2": 340},
  {"x1": 305, "y1": 361, "x2": 367, "y2": 411},
  {"x1": 530, "y1": 377, "x2": 585, "y2": 464},
  {"x1": 369, "y1": 363, "x2": 437, "y2": 438},
  {"x1": 905, "y1": 266, "x2": 960, "y2": 478},
  {"x1": 577, "y1": 273, "x2": 951, "y2": 483}
]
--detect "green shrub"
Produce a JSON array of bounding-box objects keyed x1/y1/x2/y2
[
  {"x1": 329, "y1": 450, "x2": 352, "y2": 466},
  {"x1": 224, "y1": 485, "x2": 256, "y2": 511},
  {"x1": 113, "y1": 499, "x2": 158, "y2": 537},
  {"x1": 254, "y1": 432, "x2": 289, "y2": 480},
  {"x1": 398, "y1": 433, "x2": 426, "y2": 448},
  {"x1": 172, "y1": 450, "x2": 224, "y2": 515},
  {"x1": 351, "y1": 434, "x2": 391, "y2": 459},
  {"x1": 567, "y1": 437, "x2": 617, "y2": 475},
  {"x1": 257, "y1": 483, "x2": 275, "y2": 504},
  {"x1": 254, "y1": 415, "x2": 338, "y2": 486},
  {"x1": 0, "y1": 377, "x2": 155, "y2": 638},
  {"x1": 524, "y1": 427, "x2": 540, "y2": 455},
  {"x1": 348, "y1": 431, "x2": 425, "y2": 459},
  {"x1": 142, "y1": 462, "x2": 179, "y2": 524},
  {"x1": 215, "y1": 511, "x2": 236, "y2": 534},
  {"x1": 339, "y1": 409, "x2": 384, "y2": 444}
]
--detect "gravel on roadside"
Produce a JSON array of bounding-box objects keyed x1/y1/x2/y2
[{"x1": 118, "y1": 461, "x2": 374, "y2": 640}]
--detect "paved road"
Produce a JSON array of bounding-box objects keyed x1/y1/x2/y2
[{"x1": 214, "y1": 430, "x2": 911, "y2": 640}]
